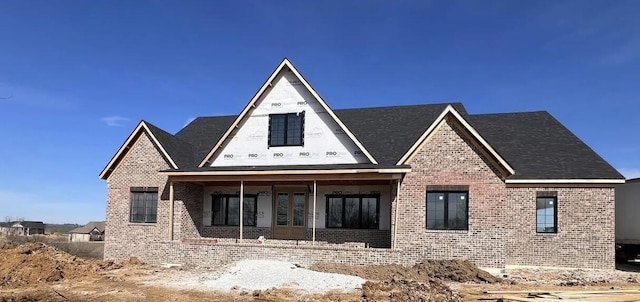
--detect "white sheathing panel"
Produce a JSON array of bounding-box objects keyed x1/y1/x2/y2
[
  {"x1": 210, "y1": 71, "x2": 369, "y2": 166},
  {"x1": 202, "y1": 184, "x2": 391, "y2": 230},
  {"x1": 616, "y1": 181, "x2": 640, "y2": 242}
]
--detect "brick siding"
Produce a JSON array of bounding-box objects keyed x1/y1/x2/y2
[
  {"x1": 394, "y1": 117, "x2": 508, "y2": 268},
  {"x1": 103, "y1": 121, "x2": 616, "y2": 270},
  {"x1": 506, "y1": 187, "x2": 615, "y2": 269},
  {"x1": 200, "y1": 227, "x2": 390, "y2": 248}
]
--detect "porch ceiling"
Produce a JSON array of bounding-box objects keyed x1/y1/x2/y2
[{"x1": 188, "y1": 179, "x2": 395, "y2": 187}]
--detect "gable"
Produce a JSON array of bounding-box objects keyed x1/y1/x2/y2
[
  {"x1": 204, "y1": 59, "x2": 376, "y2": 167},
  {"x1": 407, "y1": 116, "x2": 508, "y2": 180},
  {"x1": 397, "y1": 105, "x2": 515, "y2": 177},
  {"x1": 335, "y1": 103, "x2": 468, "y2": 165},
  {"x1": 100, "y1": 121, "x2": 178, "y2": 179}
]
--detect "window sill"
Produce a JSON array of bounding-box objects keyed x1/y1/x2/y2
[
  {"x1": 128, "y1": 222, "x2": 157, "y2": 226},
  {"x1": 425, "y1": 229, "x2": 469, "y2": 234},
  {"x1": 268, "y1": 144, "x2": 304, "y2": 148},
  {"x1": 536, "y1": 232, "x2": 558, "y2": 235}
]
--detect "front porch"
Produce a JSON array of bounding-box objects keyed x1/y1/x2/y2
[{"x1": 164, "y1": 170, "x2": 405, "y2": 250}]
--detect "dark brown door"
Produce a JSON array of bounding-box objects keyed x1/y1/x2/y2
[{"x1": 273, "y1": 191, "x2": 307, "y2": 240}]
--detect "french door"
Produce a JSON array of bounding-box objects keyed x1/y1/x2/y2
[{"x1": 272, "y1": 190, "x2": 307, "y2": 239}]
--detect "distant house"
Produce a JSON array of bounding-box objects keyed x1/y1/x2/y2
[
  {"x1": 0, "y1": 221, "x2": 45, "y2": 236},
  {"x1": 0, "y1": 223, "x2": 9, "y2": 235},
  {"x1": 69, "y1": 221, "x2": 105, "y2": 242}
]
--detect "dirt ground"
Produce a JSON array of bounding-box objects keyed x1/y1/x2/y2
[{"x1": 1, "y1": 238, "x2": 640, "y2": 301}]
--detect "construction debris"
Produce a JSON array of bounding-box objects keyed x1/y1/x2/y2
[{"x1": 483, "y1": 289, "x2": 640, "y2": 301}]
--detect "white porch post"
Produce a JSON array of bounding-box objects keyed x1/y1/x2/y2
[
  {"x1": 239, "y1": 180, "x2": 244, "y2": 241},
  {"x1": 312, "y1": 180, "x2": 317, "y2": 246},
  {"x1": 392, "y1": 178, "x2": 401, "y2": 249},
  {"x1": 169, "y1": 181, "x2": 174, "y2": 241}
]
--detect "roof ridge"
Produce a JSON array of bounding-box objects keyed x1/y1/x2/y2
[
  {"x1": 175, "y1": 115, "x2": 237, "y2": 136},
  {"x1": 470, "y1": 110, "x2": 549, "y2": 117},
  {"x1": 334, "y1": 102, "x2": 462, "y2": 111}
]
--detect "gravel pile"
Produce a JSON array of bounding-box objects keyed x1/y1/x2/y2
[{"x1": 157, "y1": 260, "x2": 365, "y2": 293}]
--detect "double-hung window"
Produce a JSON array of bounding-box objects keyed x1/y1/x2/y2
[
  {"x1": 326, "y1": 194, "x2": 379, "y2": 229},
  {"x1": 211, "y1": 195, "x2": 257, "y2": 226},
  {"x1": 130, "y1": 187, "x2": 158, "y2": 223},
  {"x1": 426, "y1": 191, "x2": 468, "y2": 230},
  {"x1": 269, "y1": 112, "x2": 304, "y2": 147},
  {"x1": 536, "y1": 192, "x2": 557, "y2": 233}
]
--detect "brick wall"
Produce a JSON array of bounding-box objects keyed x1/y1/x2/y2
[
  {"x1": 506, "y1": 187, "x2": 615, "y2": 269},
  {"x1": 201, "y1": 226, "x2": 272, "y2": 239},
  {"x1": 200, "y1": 227, "x2": 390, "y2": 248},
  {"x1": 116, "y1": 240, "x2": 404, "y2": 268},
  {"x1": 394, "y1": 117, "x2": 508, "y2": 268},
  {"x1": 104, "y1": 133, "x2": 171, "y2": 261},
  {"x1": 103, "y1": 120, "x2": 615, "y2": 270}
]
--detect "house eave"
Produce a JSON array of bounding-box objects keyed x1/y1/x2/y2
[{"x1": 505, "y1": 179, "x2": 625, "y2": 184}]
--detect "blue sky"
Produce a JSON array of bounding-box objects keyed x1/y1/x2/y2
[{"x1": 0, "y1": 1, "x2": 638, "y2": 224}]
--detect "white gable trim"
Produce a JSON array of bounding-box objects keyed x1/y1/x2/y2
[
  {"x1": 198, "y1": 58, "x2": 378, "y2": 167},
  {"x1": 99, "y1": 121, "x2": 178, "y2": 179},
  {"x1": 396, "y1": 105, "x2": 516, "y2": 175}
]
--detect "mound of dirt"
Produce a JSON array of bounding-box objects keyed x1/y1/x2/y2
[
  {"x1": 310, "y1": 259, "x2": 498, "y2": 301},
  {"x1": 0, "y1": 242, "x2": 116, "y2": 287},
  {"x1": 311, "y1": 259, "x2": 500, "y2": 284},
  {"x1": 414, "y1": 259, "x2": 501, "y2": 283},
  {"x1": 310, "y1": 263, "x2": 429, "y2": 282},
  {"x1": 363, "y1": 279, "x2": 461, "y2": 302}
]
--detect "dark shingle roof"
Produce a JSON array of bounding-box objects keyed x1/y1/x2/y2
[
  {"x1": 144, "y1": 121, "x2": 196, "y2": 169},
  {"x1": 70, "y1": 221, "x2": 105, "y2": 234},
  {"x1": 468, "y1": 112, "x2": 623, "y2": 179},
  {"x1": 174, "y1": 115, "x2": 237, "y2": 169},
  {"x1": 11, "y1": 221, "x2": 45, "y2": 228},
  {"x1": 140, "y1": 104, "x2": 621, "y2": 180},
  {"x1": 335, "y1": 103, "x2": 467, "y2": 165}
]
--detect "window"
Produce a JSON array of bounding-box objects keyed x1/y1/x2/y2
[
  {"x1": 269, "y1": 112, "x2": 304, "y2": 147},
  {"x1": 212, "y1": 195, "x2": 257, "y2": 226},
  {"x1": 426, "y1": 191, "x2": 468, "y2": 230},
  {"x1": 326, "y1": 194, "x2": 379, "y2": 229},
  {"x1": 130, "y1": 187, "x2": 158, "y2": 223},
  {"x1": 536, "y1": 193, "x2": 557, "y2": 233}
]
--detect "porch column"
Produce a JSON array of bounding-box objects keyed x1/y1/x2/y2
[
  {"x1": 169, "y1": 181, "x2": 174, "y2": 241},
  {"x1": 312, "y1": 180, "x2": 317, "y2": 246},
  {"x1": 392, "y1": 178, "x2": 401, "y2": 249},
  {"x1": 239, "y1": 180, "x2": 244, "y2": 241}
]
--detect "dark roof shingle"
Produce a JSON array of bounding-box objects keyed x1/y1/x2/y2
[
  {"x1": 141, "y1": 104, "x2": 622, "y2": 180},
  {"x1": 335, "y1": 103, "x2": 467, "y2": 165},
  {"x1": 174, "y1": 115, "x2": 237, "y2": 168},
  {"x1": 70, "y1": 221, "x2": 106, "y2": 234},
  {"x1": 468, "y1": 112, "x2": 623, "y2": 179}
]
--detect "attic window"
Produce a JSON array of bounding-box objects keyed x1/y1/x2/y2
[{"x1": 268, "y1": 112, "x2": 304, "y2": 147}]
